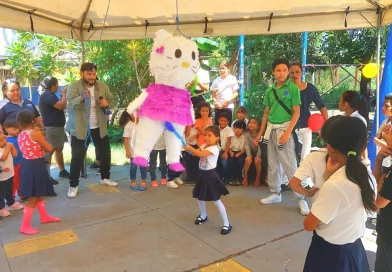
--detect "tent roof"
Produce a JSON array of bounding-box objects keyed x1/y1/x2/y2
[{"x1": 0, "y1": 0, "x2": 391, "y2": 40}]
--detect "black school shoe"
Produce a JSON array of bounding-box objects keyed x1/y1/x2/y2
[
  {"x1": 280, "y1": 184, "x2": 291, "y2": 192},
  {"x1": 195, "y1": 215, "x2": 208, "y2": 225},
  {"x1": 50, "y1": 177, "x2": 59, "y2": 185},
  {"x1": 221, "y1": 225, "x2": 232, "y2": 235},
  {"x1": 89, "y1": 162, "x2": 100, "y2": 168},
  {"x1": 59, "y1": 170, "x2": 70, "y2": 178}
]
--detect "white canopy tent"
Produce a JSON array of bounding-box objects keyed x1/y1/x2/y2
[{"x1": 0, "y1": 0, "x2": 391, "y2": 41}]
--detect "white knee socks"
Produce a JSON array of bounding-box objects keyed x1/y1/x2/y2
[
  {"x1": 213, "y1": 200, "x2": 230, "y2": 227},
  {"x1": 198, "y1": 200, "x2": 207, "y2": 219}
]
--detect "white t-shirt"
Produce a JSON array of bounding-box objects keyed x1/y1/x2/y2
[
  {"x1": 153, "y1": 134, "x2": 166, "y2": 150},
  {"x1": 123, "y1": 121, "x2": 137, "y2": 155},
  {"x1": 230, "y1": 134, "x2": 245, "y2": 152},
  {"x1": 219, "y1": 125, "x2": 234, "y2": 151},
  {"x1": 376, "y1": 118, "x2": 392, "y2": 167},
  {"x1": 311, "y1": 166, "x2": 376, "y2": 245},
  {"x1": 199, "y1": 144, "x2": 219, "y2": 171},
  {"x1": 187, "y1": 126, "x2": 198, "y2": 146},
  {"x1": 350, "y1": 110, "x2": 367, "y2": 128},
  {"x1": 0, "y1": 147, "x2": 14, "y2": 181},
  {"x1": 88, "y1": 86, "x2": 99, "y2": 129},
  {"x1": 294, "y1": 148, "x2": 328, "y2": 202},
  {"x1": 211, "y1": 75, "x2": 239, "y2": 109}
]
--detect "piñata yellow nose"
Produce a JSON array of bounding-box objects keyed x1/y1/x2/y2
[{"x1": 182, "y1": 62, "x2": 190, "y2": 68}]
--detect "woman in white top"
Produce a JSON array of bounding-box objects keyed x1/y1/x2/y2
[
  {"x1": 303, "y1": 116, "x2": 376, "y2": 272},
  {"x1": 211, "y1": 60, "x2": 239, "y2": 125}
]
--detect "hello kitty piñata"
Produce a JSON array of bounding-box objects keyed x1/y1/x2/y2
[{"x1": 126, "y1": 29, "x2": 200, "y2": 172}]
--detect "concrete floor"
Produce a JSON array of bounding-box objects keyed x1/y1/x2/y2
[{"x1": 0, "y1": 166, "x2": 378, "y2": 272}]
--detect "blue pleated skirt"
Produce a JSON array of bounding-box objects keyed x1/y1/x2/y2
[
  {"x1": 19, "y1": 158, "x2": 49, "y2": 197},
  {"x1": 304, "y1": 231, "x2": 370, "y2": 272}
]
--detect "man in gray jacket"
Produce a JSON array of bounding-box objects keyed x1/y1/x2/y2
[{"x1": 65, "y1": 63, "x2": 118, "y2": 198}]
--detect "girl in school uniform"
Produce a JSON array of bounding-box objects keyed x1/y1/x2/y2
[
  {"x1": 303, "y1": 116, "x2": 376, "y2": 272},
  {"x1": 184, "y1": 126, "x2": 231, "y2": 235},
  {"x1": 17, "y1": 110, "x2": 61, "y2": 235}
]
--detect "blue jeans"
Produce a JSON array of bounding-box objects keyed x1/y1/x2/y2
[
  {"x1": 130, "y1": 159, "x2": 147, "y2": 180},
  {"x1": 218, "y1": 151, "x2": 229, "y2": 180}
]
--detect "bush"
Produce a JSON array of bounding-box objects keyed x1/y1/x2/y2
[
  {"x1": 244, "y1": 83, "x2": 269, "y2": 119},
  {"x1": 108, "y1": 126, "x2": 124, "y2": 144}
]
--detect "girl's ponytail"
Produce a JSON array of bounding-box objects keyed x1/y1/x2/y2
[{"x1": 345, "y1": 152, "x2": 376, "y2": 213}]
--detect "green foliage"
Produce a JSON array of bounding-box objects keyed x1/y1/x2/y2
[
  {"x1": 320, "y1": 28, "x2": 390, "y2": 64},
  {"x1": 6, "y1": 31, "x2": 81, "y2": 85},
  {"x1": 243, "y1": 83, "x2": 269, "y2": 119},
  {"x1": 107, "y1": 126, "x2": 124, "y2": 144},
  {"x1": 6, "y1": 41, "x2": 38, "y2": 85},
  {"x1": 85, "y1": 40, "x2": 154, "y2": 108}
]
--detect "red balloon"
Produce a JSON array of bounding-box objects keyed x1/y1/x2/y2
[{"x1": 308, "y1": 113, "x2": 325, "y2": 132}]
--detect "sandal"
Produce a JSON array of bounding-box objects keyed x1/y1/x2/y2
[
  {"x1": 194, "y1": 215, "x2": 208, "y2": 225},
  {"x1": 221, "y1": 225, "x2": 232, "y2": 235}
]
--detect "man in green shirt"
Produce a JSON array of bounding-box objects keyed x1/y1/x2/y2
[{"x1": 255, "y1": 58, "x2": 309, "y2": 215}]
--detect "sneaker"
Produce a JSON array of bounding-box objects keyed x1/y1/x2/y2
[
  {"x1": 100, "y1": 179, "x2": 118, "y2": 187},
  {"x1": 89, "y1": 162, "x2": 100, "y2": 168},
  {"x1": 298, "y1": 200, "x2": 310, "y2": 216},
  {"x1": 151, "y1": 180, "x2": 159, "y2": 187},
  {"x1": 8, "y1": 202, "x2": 23, "y2": 210},
  {"x1": 67, "y1": 186, "x2": 78, "y2": 198},
  {"x1": 59, "y1": 170, "x2": 70, "y2": 178},
  {"x1": 160, "y1": 178, "x2": 167, "y2": 185},
  {"x1": 260, "y1": 194, "x2": 282, "y2": 205},
  {"x1": 50, "y1": 177, "x2": 59, "y2": 185},
  {"x1": 174, "y1": 178, "x2": 184, "y2": 185},
  {"x1": 0, "y1": 208, "x2": 10, "y2": 217},
  {"x1": 166, "y1": 180, "x2": 179, "y2": 189}
]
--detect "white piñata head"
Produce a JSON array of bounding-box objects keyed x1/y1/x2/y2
[{"x1": 149, "y1": 29, "x2": 200, "y2": 89}]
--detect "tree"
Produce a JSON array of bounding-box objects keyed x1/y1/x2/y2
[
  {"x1": 6, "y1": 31, "x2": 82, "y2": 93},
  {"x1": 319, "y1": 27, "x2": 390, "y2": 98},
  {"x1": 84, "y1": 39, "x2": 154, "y2": 124}
]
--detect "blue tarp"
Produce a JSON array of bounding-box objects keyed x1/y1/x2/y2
[{"x1": 368, "y1": 24, "x2": 392, "y2": 168}]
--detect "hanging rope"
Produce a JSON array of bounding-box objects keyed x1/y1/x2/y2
[
  {"x1": 175, "y1": 0, "x2": 187, "y2": 37},
  {"x1": 99, "y1": 0, "x2": 111, "y2": 42},
  {"x1": 82, "y1": 90, "x2": 94, "y2": 148}
]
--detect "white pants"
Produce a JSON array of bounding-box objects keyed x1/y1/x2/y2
[{"x1": 296, "y1": 127, "x2": 313, "y2": 187}]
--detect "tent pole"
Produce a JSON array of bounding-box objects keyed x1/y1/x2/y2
[
  {"x1": 81, "y1": 29, "x2": 85, "y2": 63},
  {"x1": 239, "y1": 35, "x2": 245, "y2": 106},
  {"x1": 302, "y1": 32, "x2": 308, "y2": 81},
  {"x1": 376, "y1": 9, "x2": 382, "y2": 129}
]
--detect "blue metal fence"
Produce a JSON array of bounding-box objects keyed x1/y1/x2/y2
[{"x1": 20, "y1": 86, "x2": 63, "y2": 105}]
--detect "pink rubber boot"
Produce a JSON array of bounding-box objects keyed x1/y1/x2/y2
[
  {"x1": 36, "y1": 200, "x2": 61, "y2": 223},
  {"x1": 20, "y1": 206, "x2": 39, "y2": 235}
]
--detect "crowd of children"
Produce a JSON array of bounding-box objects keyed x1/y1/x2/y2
[{"x1": 1, "y1": 56, "x2": 392, "y2": 270}]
